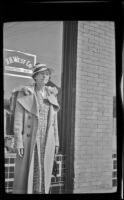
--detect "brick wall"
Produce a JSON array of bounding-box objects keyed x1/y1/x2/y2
[{"x1": 74, "y1": 21, "x2": 116, "y2": 193}]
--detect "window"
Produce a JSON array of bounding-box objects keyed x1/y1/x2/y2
[{"x1": 4, "y1": 21, "x2": 65, "y2": 193}]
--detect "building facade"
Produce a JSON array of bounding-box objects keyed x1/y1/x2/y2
[
  {"x1": 4, "y1": 21, "x2": 117, "y2": 194},
  {"x1": 74, "y1": 21, "x2": 116, "y2": 193}
]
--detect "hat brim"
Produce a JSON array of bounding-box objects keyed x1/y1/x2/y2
[{"x1": 32, "y1": 67, "x2": 54, "y2": 78}]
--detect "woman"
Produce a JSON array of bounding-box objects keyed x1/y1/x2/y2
[{"x1": 13, "y1": 63, "x2": 60, "y2": 194}]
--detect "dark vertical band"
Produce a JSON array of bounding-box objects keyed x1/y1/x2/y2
[{"x1": 61, "y1": 21, "x2": 78, "y2": 193}]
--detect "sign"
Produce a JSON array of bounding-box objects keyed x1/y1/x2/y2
[{"x1": 4, "y1": 49, "x2": 36, "y2": 78}]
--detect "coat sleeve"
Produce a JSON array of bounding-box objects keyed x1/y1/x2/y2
[
  {"x1": 54, "y1": 112, "x2": 59, "y2": 147},
  {"x1": 14, "y1": 101, "x2": 24, "y2": 149}
]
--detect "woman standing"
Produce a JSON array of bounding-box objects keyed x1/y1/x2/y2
[{"x1": 13, "y1": 63, "x2": 59, "y2": 194}]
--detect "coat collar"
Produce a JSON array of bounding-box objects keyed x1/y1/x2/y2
[{"x1": 16, "y1": 85, "x2": 60, "y2": 117}]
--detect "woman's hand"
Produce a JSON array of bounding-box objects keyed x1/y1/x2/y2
[{"x1": 17, "y1": 148, "x2": 24, "y2": 157}]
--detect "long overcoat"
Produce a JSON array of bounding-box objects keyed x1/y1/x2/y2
[{"x1": 12, "y1": 85, "x2": 60, "y2": 194}]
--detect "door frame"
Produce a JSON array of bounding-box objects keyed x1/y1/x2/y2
[{"x1": 61, "y1": 21, "x2": 78, "y2": 193}]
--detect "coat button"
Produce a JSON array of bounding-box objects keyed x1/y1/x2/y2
[
  {"x1": 27, "y1": 125, "x2": 31, "y2": 128},
  {"x1": 28, "y1": 116, "x2": 31, "y2": 119},
  {"x1": 27, "y1": 134, "x2": 30, "y2": 137}
]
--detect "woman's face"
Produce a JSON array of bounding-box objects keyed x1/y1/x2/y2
[{"x1": 35, "y1": 70, "x2": 50, "y2": 85}]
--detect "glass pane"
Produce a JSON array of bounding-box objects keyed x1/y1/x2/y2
[
  {"x1": 4, "y1": 21, "x2": 63, "y2": 99},
  {"x1": 4, "y1": 21, "x2": 63, "y2": 194}
]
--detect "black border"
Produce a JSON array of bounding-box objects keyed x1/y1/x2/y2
[
  {"x1": 0, "y1": 1, "x2": 123, "y2": 200},
  {"x1": 0, "y1": 1, "x2": 122, "y2": 21}
]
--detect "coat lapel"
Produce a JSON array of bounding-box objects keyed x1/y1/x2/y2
[
  {"x1": 45, "y1": 87, "x2": 60, "y2": 112},
  {"x1": 17, "y1": 90, "x2": 39, "y2": 117},
  {"x1": 17, "y1": 85, "x2": 59, "y2": 117}
]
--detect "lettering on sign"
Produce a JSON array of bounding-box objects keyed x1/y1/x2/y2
[
  {"x1": 5, "y1": 56, "x2": 32, "y2": 68},
  {"x1": 4, "y1": 49, "x2": 36, "y2": 78}
]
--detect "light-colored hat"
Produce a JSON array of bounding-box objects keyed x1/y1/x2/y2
[{"x1": 32, "y1": 63, "x2": 53, "y2": 78}]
